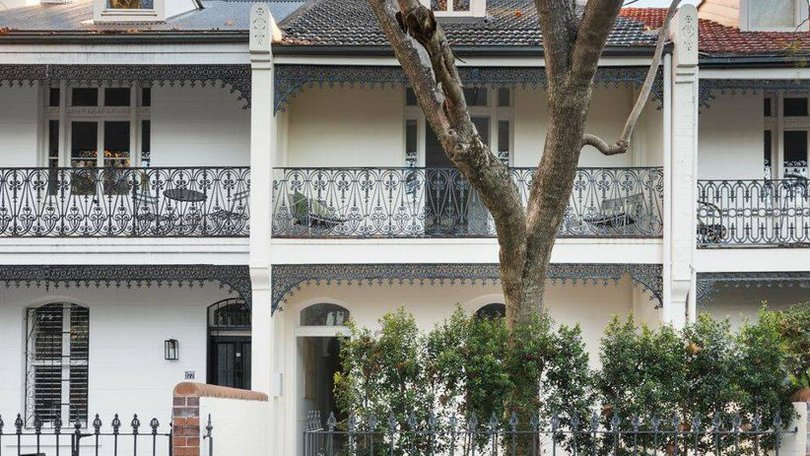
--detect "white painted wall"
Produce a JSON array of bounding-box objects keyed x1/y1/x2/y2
[
  {"x1": 0, "y1": 284, "x2": 237, "y2": 423},
  {"x1": 283, "y1": 85, "x2": 663, "y2": 168},
  {"x1": 698, "y1": 93, "x2": 764, "y2": 179},
  {"x1": 199, "y1": 396, "x2": 270, "y2": 456},
  {"x1": 699, "y1": 286, "x2": 809, "y2": 330},
  {"x1": 0, "y1": 86, "x2": 39, "y2": 167},
  {"x1": 284, "y1": 86, "x2": 405, "y2": 167},
  {"x1": 149, "y1": 85, "x2": 250, "y2": 167}
]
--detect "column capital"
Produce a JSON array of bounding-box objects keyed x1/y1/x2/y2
[{"x1": 250, "y1": 2, "x2": 276, "y2": 63}]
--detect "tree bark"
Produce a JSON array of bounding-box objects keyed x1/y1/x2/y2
[{"x1": 367, "y1": 0, "x2": 680, "y2": 327}]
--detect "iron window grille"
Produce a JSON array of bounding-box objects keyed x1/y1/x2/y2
[{"x1": 24, "y1": 303, "x2": 89, "y2": 428}]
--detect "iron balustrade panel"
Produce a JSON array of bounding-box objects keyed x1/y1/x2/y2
[
  {"x1": 697, "y1": 179, "x2": 810, "y2": 247},
  {"x1": 0, "y1": 167, "x2": 250, "y2": 237},
  {"x1": 272, "y1": 167, "x2": 664, "y2": 238},
  {"x1": 303, "y1": 411, "x2": 794, "y2": 456}
]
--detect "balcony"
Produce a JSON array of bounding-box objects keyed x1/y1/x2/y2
[
  {"x1": 272, "y1": 167, "x2": 664, "y2": 239},
  {"x1": 697, "y1": 177, "x2": 810, "y2": 248},
  {"x1": 0, "y1": 167, "x2": 250, "y2": 237}
]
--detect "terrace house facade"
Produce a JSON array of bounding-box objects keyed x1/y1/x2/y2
[{"x1": 0, "y1": 0, "x2": 806, "y2": 454}]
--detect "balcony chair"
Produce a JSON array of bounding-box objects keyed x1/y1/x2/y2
[
  {"x1": 696, "y1": 200, "x2": 727, "y2": 244},
  {"x1": 583, "y1": 193, "x2": 644, "y2": 232},
  {"x1": 208, "y1": 190, "x2": 250, "y2": 235},
  {"x1": 133, "y1": 189, "x2": 176, "y2": 235},
  {"x1": 288, "y1": 191, "x2": 347, "y2": 229}
]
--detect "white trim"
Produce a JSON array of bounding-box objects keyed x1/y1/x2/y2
[
  {"x1": 271, "y1": 56, "x2": 656, "y2": 68},
  {"x1": 701, "y1": 68, "x2": 810, "y2": 80}
]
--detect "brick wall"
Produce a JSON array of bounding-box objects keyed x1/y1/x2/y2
[{"x1": 172, "y1": 382, "x2": 268, "y2": 456}]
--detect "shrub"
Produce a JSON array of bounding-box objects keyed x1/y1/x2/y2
[{"x1": 761, "y1": 303, "x2": 810, "y2": 394}]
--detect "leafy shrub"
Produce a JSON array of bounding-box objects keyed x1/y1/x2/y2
[{"x1": 761, "y1": 303, "x2": 810, "y2": 393}]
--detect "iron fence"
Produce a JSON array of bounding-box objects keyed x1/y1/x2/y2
[
  {"x1": 304, "y1": 411, "x2": 794, "y2": 456},
  {"x1": 273, "y1": 167, "x2": 664, "y2": 238},
  {"x1": 0, "y1": 167, "x2": 250, "y2": 237},
  {"x1": 697, "y1": 178, "x2": 810, "y2": 247},
  {"x1": 0, "y1": 412, "x2": 204, "y2": 456}
]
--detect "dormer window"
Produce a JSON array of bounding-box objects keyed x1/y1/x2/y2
[
  {"x1": 94, "y1": 0, "x2": 165, "y2": 23},
  {"x1": 741, "y1": 0, "x2": 808, "y2": 32},
  {"x1": 420, "y1": 0, "x2": 485, "y2": 18}
]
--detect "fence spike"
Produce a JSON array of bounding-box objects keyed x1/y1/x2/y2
[
  {"x1": 369, "y1": 414, "x2": 379, "y2": 430},
  {"x1": 570, "y1": 413, "x2": 580, "y2": 430},
  {"x1": 489, "y1": 413, "x2": 499, "y2": 431},
  {"x1": 670, "y1": 412, "x2": 681, "y2": 429},
  {"x1": 590, "y1": 412, "x2": 600, "y2": 431},
  {"x1": 691, "y1": 416, "x2": 701, "y2": 432},
  {"x1": 327, "y1": 412, "x2": 337, "y2": 431},
  {"x1": 611, "y1": 414, "x2": 621, "y2": 430},
  {"x1": 15, "y1": 414, "x2": 22, "y2": 433},
  {"x1": 509, "y1": 412, "x2": 518, "y2": 430},
  {"x1": 632, "y1": 415, "x2": 641, "y2": 431},
  {"x1": 732, "y1": 413, "x2": 741, "y2": 431},
  {"x1": 388, "y1": 414, "x2": 397, "y2": 433},
  {"x1": 752, "y1": 414, "x2": 762, "y2": 431},
  {"x1": 93, "y1": 414, "x2": 102, "y2": 433},
  {"x1": 449, "y1": 415, "x2": 458, "y2": 431},
  {"x1": 427, "y1": 413, "x2": 436, "y2": 430},
  {"x1": 551, "y1": 414, "x2": 560, "y2": 430},
  {"x1": 150, "y1": 417, "x2": 160, "y2": 434},
  {"x1": 530, "y1": 414, "x2": 539, "y2": 431},
  {"x1": 54, "y1": 416, "x2": 62, "y2": 432},
  {"x1": 348, "y1": 413, "x2": 357, "y2": 432},
  {"x1": 131, "y1": 414, "x2": 141, "y2": 432},
  {"x1": 712, "y1": 413, "x2": 722, "y2": 429},
  {"x1": 205, "y1": 414, "x2": 213, "y2": 438},
  {"x1": 468, "y1": 414, "x2": 479, "y2": 432},
  {"x1": 772, "y1": 414, "x2": 783, "y2": 430},
  {"x1": 407, "y1": 413, "x2": 418, "y2": 430},
  {"x1": 650, "y1": 416, "x2": 661, "y2": 432},
  {"x1": 74, "y1": 419, "x2": 82, "y2": 432},
  {"x1": 112, "y1": 414, "x2": 121, "y2": 434},
  {"x1": 0, "y1": 415, "x2": 4, "y2": 432}
]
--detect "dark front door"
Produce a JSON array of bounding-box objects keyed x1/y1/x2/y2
[
  {"x1": 425, "y1": 117, "x2": 489, "y2": 235},
  {"x1": 208, "y1": 336, "x2": 251, "y2": 390}
]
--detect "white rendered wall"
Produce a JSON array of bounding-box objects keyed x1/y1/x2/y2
[
  {"x1": 0, "y1": 284, "x2": 236, "y2": 422},
  {"x1": 0, "y1": 86, "x2": 38, "y2": 167},
  {"x1": 699, "y1": 286, "x2": 810, "y2": 330},
  {"x1": 283, "y1": 86, "x2": 663, "y2": 168},
  {"x1": 150, "y1": 86, "x2": 250, "y2": 167},
  {"x1": 199, "y1": 397, "x2": 270, "y2": 456},
  {"x1": 698, "y1": 93, "x2": 764, "y2": 179},
  {"x1": 284, "y1": 86, "x2": 405, "y2": 167}
]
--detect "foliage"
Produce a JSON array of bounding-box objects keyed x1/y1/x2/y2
[
  {"x1": 760, "y1": 303, "x2": 810, "y2": 392},
  {"x1": 597, "y1": 313, "x2": 796, "y2": 454},
  {"x1": 335, "y1": 307, "x2": 593, "y2": 453}
]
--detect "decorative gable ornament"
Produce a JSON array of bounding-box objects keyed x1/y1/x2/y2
[{"x1": 419, "y1": 0, "x2": 486, "y2": 19}]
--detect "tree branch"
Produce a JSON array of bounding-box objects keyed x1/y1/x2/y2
[
  {"x1": 534, "y1": 0, "x2": 578, "y2": 90},
  {"x1": 582, "y1": 0, "x2": 682, "y2": 156}
]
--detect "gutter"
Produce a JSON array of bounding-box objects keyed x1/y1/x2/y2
[
  {"x1": 0, "y1": 31, "x2": 248, "y2": 45},
  {"x1": 272, "y1": 44, "x2": 671, "y2": 58}
]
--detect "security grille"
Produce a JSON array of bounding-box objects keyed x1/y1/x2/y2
[{"x1": 25, "y1": 303, "x2": 89, "y2": 427}]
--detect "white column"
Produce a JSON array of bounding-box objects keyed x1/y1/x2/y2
[
  {"x1": 665, "y1": 4, "x2": 698, "y2": 327},
  {"x1": 248, "y1": 4, "x2": 277, "y2": 455}
]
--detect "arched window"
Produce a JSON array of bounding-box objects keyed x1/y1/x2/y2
[
  {"x1": 300, "y1": 303, "x2": 350, "y2": 326},
  {"x1": 25, "y1": 302, "x2": 89, "y2": 426},
  {"x1": 474, "y1": 303, "x2": 506, "y2": 320},
  {"x1": 208, "y1": 298, "x2": 251, "y2": 332}
]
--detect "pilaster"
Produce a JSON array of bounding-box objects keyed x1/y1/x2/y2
[{"x1": 665, "y1": 4, "x2": 698, "y2": 327}]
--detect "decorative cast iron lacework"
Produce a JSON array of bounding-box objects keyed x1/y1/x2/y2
[
  {"x1": 272, "y1": 167, "x2": 664, "y2": 239},
  {"x1": 696, "y1": 271, "x2": 810, "y2": 302},
  {"x1": 0, "y1": 64, "x2": 251, "y2": 108},
  {"x1": 0, "y1": 264, "x2": 252, "y2": 306},
  {"x1": 700, "y1": 79, "x2": 810, "y2": 111},
  {"x1": 697, "y1": 178, "x2": 810, "y2": 247},
  {"x1": 25, "y1": 303, "x2": 89, "y2": 427},
  {"x1": 271, "y1": 263, "x2": 664, "y2": 312},
  {"x1": 274, "y1": 65, "x2": 664, "y2": 113},
  {"x1": 0, "y1": 167, "x2": 249, "y2": 237}
]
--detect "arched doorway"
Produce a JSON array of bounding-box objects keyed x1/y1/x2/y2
[
  {"x1": 207, "y1": 298, "x2": 251, "y2": 389},
  {"x1": 296, "y1": 303, "x2": 350, "y2": 430}
]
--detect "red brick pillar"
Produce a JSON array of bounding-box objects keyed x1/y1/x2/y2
[{"x1": 172, "y1": 382, "x2": 269, "y2": 456}]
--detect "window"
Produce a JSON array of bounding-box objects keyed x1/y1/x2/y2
[
  {"x1": 301, "y1": 303, "x2": 350, "y2": 326},
  {"x1": 404, "y1": 87, "x2": 513, "y2": 166},
  {"x1": 475, "y1": 303, "x2": 506, "y2": 319},
  {"x1": 25, "y1": 303, "x2": 89, "y2": 427},
  {"x1": 421, "y1": 0, "x2": 485, "y2": 17},
  {"x1": 94, "y1": 0, "x2": 166, "y2": 26},
  {"x1": 763, "y1": 93, "x2": 809, "y2": 178},
  {"x1": 743, "y1": 0, "x2": 808, "y2": 31},
  {"x1": 43, "y1": 84, "x2": 150, "y2": 169},
  {"x1": 108, "y1": 0, "x2": 154, "y2": 8}
]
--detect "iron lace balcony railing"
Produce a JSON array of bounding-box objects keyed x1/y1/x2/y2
[
  {"x1": 0, "y1": 167, "x2": 250, "y2": 237},
  {"x1": 272, "y1": 167, "x2": 664, "y2": 238},
  {"x1": 697, "y1": 178, "x2": 810, "y2": 247}
]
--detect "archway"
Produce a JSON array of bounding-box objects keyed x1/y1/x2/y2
[{"x1": 207, "y1": 298, "x2": 251, "y2": 389}]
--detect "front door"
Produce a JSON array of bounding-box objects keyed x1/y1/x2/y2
[
  {"x1": 208, "y1": 336, "x2": 251, "y2": 390},
  {"x1": 425, "y1": 117, "x2": 490, "y2": 235}
]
